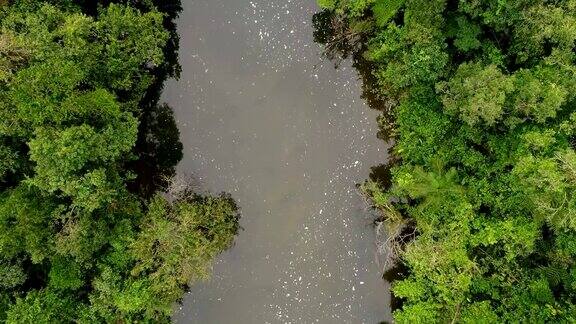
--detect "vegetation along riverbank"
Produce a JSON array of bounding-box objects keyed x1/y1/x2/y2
[
  {"x1": 317, "y1": 0, "x2": 576, "y2": 322},
  {"x1": 0, "y1": 1, "x2": 239, "y2": 322}
]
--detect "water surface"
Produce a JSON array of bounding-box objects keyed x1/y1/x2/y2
[{"x1": 163, "y1": 0, "x2": 391, "y2": 322}]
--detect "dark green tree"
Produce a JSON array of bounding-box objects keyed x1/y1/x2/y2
[{"x1": 0, "y1": 1, "x2": 240, "y2": 322}]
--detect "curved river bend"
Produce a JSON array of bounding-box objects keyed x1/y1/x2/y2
[{"x1": 163, "y1": 0, "x2": 391, "y2": 322}]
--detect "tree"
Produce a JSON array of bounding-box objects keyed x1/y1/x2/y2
[
  {"x1": 0, "y1": 1, "x2": 240, "y2": 321},
  {"x1": 318, "y1": 0, "x2": 576, "y2": 322}
]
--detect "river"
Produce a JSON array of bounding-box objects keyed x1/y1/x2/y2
[{"x1": 162, "y1": 0, "x2": 391, "y2": 322}]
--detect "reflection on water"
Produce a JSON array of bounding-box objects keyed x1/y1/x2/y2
[
  {"x1": 163, "y1": 0, "x2": 392, "y2": 322},
  {"x1": 129, "y1": 103, "x2": 184, "y2": 198},
  {"x1": 124, "y1": 0, "x2": 185, "y2": 197},
  {"x1": 312, "y1": 10, "x2": 397, "y2": 141},
  {"x1": 312, "y1": 8, "x2": 398, "y2": 207}
]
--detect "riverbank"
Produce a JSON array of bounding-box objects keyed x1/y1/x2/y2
[
  {"x1": 0, "y1": 1, "x2": 239, "y2": 322},
  {"x1": 317, "y1": 0, "x2": 576, "y2": 322}
]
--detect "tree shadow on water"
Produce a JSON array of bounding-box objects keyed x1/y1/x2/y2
[
  {"x1": 313, "y1": 8, "x2": 407, "y2": 316},
  {"x1": 128, "y1": 103, "x2": 184, "y2": 198},
  {"x1": 312, "y1": 9, "x2": 397, "y2": 179},
  {"x1": 126, "y1": 0, "x2": 185, "y2": 198}
]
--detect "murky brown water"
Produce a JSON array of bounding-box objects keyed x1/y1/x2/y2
[{"x1": 162, "y1": 0, "x2": 391, "y2": 322}]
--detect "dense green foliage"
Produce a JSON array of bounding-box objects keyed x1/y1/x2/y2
[
  {"x1": 0, "y1": 1, "x2": 239, "y2": 322},
  {"x1": 318, "y1": 0, "x2": 576, "y2": 322}
]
